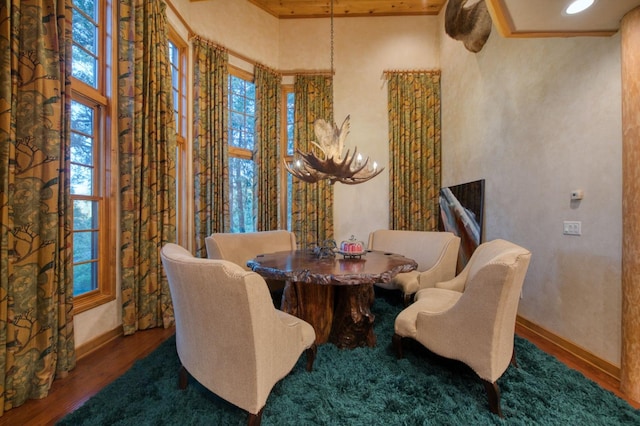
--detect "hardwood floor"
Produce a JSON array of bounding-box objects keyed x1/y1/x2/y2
[
  {"x1": 1, "y1": 322, "x2": 638, "y2": 425},
  {"x1": 0, "y1": 326, "x2": 176, "y2": 426}
]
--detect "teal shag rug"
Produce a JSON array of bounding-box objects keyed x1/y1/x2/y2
[{"x1": 58, "y1": 294, "x2": 640, "y2": 425}]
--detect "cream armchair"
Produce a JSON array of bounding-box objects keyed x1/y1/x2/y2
[
  {"x1": 205, "y1": 230, "x2": 296, "y2": 297},
  {"x1": 367, "y1": 230, "x2": 460, "y2": 305},
  {"x1": 392, "y1": 239, "x2": 531, "y2": 417},
  {"x1": 205, "y1": 230, "x2": 296, "y2": 267},
  {"x1": 160, "y1": 243, "x2": 316, "y2": 426}
]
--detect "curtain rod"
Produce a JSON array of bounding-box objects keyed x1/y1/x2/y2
[
  {"x1": 382, "y1": 69, "x2": 441, "y2": 79},
  {"x1": 187, "y1": 35, "x2": 260, "y2": 70},
  {"x1": 281, "y1": 70, "x2": 333, "y2": 76}
]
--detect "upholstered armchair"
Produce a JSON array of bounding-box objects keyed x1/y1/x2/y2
[
  {"x1": 205, "y1": 230, "x2": 297, "y2": 297},
  {"x1": 367, "y1": 230, "x2": 460, "y2": 305},
  {"x1": 392, "y1": 239, "x2": 531, "y2": 417},
  {"x1": 160, "y1": 243, "x2": 317, "y2": 426}
]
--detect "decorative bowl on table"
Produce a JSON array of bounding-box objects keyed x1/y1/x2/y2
[
  {"x1": 337, "y1": 235, "x2": 366, "y2": 258},
  {"x1": 309, "y1": 239, "x2": 337, "y2": 259}
]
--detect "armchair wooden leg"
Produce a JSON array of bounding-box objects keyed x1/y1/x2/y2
[
  {"x1": 482, "y1": 379, "x2": 504, "y2": 418},
  {"x1": 510, "y1": 347, "x2": 518, "y2": 368},
  {"x1": 392, "y1": 333, "x2": 404, "y2": 359},
  {"x1": 402, "y1": 292, "x2": 412, "y2": 307},
  {"x1": 178, "y1": 365, "x2": 189, "y2": 390},
  {"x1": 305, "y1": 344, "x2": 317, "y2": 372},
  {"x1": 247, "y1": 407, "x2": 264, "y2": 426}
]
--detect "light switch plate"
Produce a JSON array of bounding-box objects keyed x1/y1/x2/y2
[{"x1": 563, "y1": 221, "x2": 582, "y2": 236}]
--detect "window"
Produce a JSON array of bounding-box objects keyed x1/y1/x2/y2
[
  {"x1": 281, "y1": 86, "x2": 295, "y2": 231},
  {"x1": 70, "y1": 98, "x2": 100, "y2": 297},
  {"x1": 70, "y1": 0, "x2": 114, "y2": 312},
  {"x1": 72, "y1": 0, "x2": 100, "y2": 89},
  {"x1": 228, "y1": 68, "x2": 256, "y2": 233},
  {"x1": 168, "y1": 32, "x2": 187, "y2": 145},
  {"x1": 168, "y1": 28, "x2": 187, "y2": 243}
]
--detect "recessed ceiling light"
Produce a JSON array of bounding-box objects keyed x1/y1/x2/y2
[{"x1": 565, "y1": 0, "x2": 596, "y2": 15}]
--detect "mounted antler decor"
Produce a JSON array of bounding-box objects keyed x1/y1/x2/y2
[
  {"x1": 284, "y1": 115, "x2": 384, "y2": 185},
  {"x1": 445, "y1": 0, "x2": 493, "y2": 53}
]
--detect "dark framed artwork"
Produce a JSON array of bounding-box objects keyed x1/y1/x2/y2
[{"x1": 438, "y1": 179, "x2": 485, "y2": 271}]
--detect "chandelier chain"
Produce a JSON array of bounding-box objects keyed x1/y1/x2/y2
[{"x1": 330, "y1": 0, "x2": 334, "y2": 75}]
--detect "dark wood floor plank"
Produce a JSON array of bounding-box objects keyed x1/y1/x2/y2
[{"x1": 0, "y1": 326, "x2": 175, "y2": 426}]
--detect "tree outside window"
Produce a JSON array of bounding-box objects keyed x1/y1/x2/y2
[
  {"x1": 228, "y1": 70, "x2": 256, "y2": 233},
  {"x1": 70, "y1": 0, "x2": 115, "y2": 311}
]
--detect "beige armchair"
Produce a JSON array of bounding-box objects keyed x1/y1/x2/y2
[
  {"x1": 205, "y1": 230, "x2": 296, "y2": 297},
  {"x1": 367, "y1": 230, "x2": 460, "y2": 305},
  {"x1": 392, "y1": 239, "x2": 531, "y2": 417},
  {"x1": 160, "y1": 243, "x2": 316, "y2": 426}
]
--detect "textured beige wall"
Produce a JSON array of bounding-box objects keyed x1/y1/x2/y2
[
  {"x1": 280, "y1": 17, "x2": 441, "y2": 242},
  {"x1": 170, "y1": 0, "x2": 280, "y2": 68},
  {"x1": 440, "y1": 21, "x2": 623, "y2": 364}
]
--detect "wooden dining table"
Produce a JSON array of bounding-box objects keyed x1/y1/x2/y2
[{"x1": 247, "y1": 250, "x2": 417, "y2": 349}]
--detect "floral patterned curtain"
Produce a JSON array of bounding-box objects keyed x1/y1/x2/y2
[
  {"x1": 387, "y1": 71, "x2": 441, "y2": 231},
  {"x1": 118, "y1": 0, "x2": 177, "y2": 335},
  {"x1": 0, "y1": 0, "x2": 75, "y2": 414},
  {"x1": 254, "y1": 65, "x2": 281, "y2": 231},
  {"x1": 192, "y1": 37, "x2": 229, "y2": 258},
  {"x1": 292, "y1": 75, "x2": 334, "y2": 248}
]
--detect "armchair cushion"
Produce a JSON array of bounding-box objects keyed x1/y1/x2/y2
[
  {"x1": 206, "y1": 230, "x2": 297, "y2": 298},
  {"x1": 160, "y1": 243, "x2": 316, "y2": 421},
  {"x1": 394, "y1": 288, "x2": 461, "y2": 339},
  {"x1": 392, "y1": 239, "x2": 531, "y2": 417},
  {"x1": 205, "y1": 230, "x2": 296, "y2": 270},
  {"x1": 434, "y1": 236, "x2": 523, "y2": 293},
  {"x1": 367, "y1": 230, "x2": 460, "y2": 303}
]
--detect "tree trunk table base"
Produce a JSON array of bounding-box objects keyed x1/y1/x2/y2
[
  {"x1": 248, "y1": 250, "x2": 417, "y2": 349},
  {"x1": 329, "y1": 284, "x2": 376, "y2": 349},
  {"x1": 281, "y1": 281, "x2": 334, "y2": 344},
  {"x1": 281, "y1": 281, "x2": 376, "y2": 348}
]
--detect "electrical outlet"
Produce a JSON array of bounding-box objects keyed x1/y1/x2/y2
[{"x1": 563, "y1": 221, "x2": 582, "y2": 236}]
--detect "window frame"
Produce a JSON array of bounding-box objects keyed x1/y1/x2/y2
[
  {"x1": 228, "y1": 66, "x2": 255, "y2": 161},
  {"x1": 70, "y1": 0, "x2": 115, "y2": 313},
  {"x1": 280, "y1": 84, "x2": 294, "y2": 231},
  {"x1": 228, "y1": 66, "x2": 256, "y2": 233},
  {"x1": 167, "y1": 27, "x2": 188, "y2": 245}
]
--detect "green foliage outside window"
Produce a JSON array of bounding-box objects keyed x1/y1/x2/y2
[
  {"x1": 70, "y1": 100, "x2": 99, "y2": 296},
  {"x1": 229, "y1": 74, "x2": 256, "y2": 233},
  {"x1": 72, "y1": 0, "x2": 99, "y2": 88}
]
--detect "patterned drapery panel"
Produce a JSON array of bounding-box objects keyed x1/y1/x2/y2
[
  {"x1": 0, "y1": 0, "x2": 75, "y2": 414},
  {"x1": 387, "y1": 71, "x2": 442, "y2": 231},
  {"x1": 254, "y1": 65, "x2": 281, "y2": 231},
  {"x1": 292, "y1": 75, "x2": 334, "y2": 248},
  {"x1": 192, "y1": 37, "x2": 229, "y2": 257},
  {"x1": 118, "y1": 0, "x2": 177, "y2": 335}
]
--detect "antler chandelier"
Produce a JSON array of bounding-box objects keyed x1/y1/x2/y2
[
  {"x1": 283, "y1": 0, "x2": 384, "y2": 185},
  {"x1": 285, "y1": 115, "x2": 383, "y2": 185}
]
